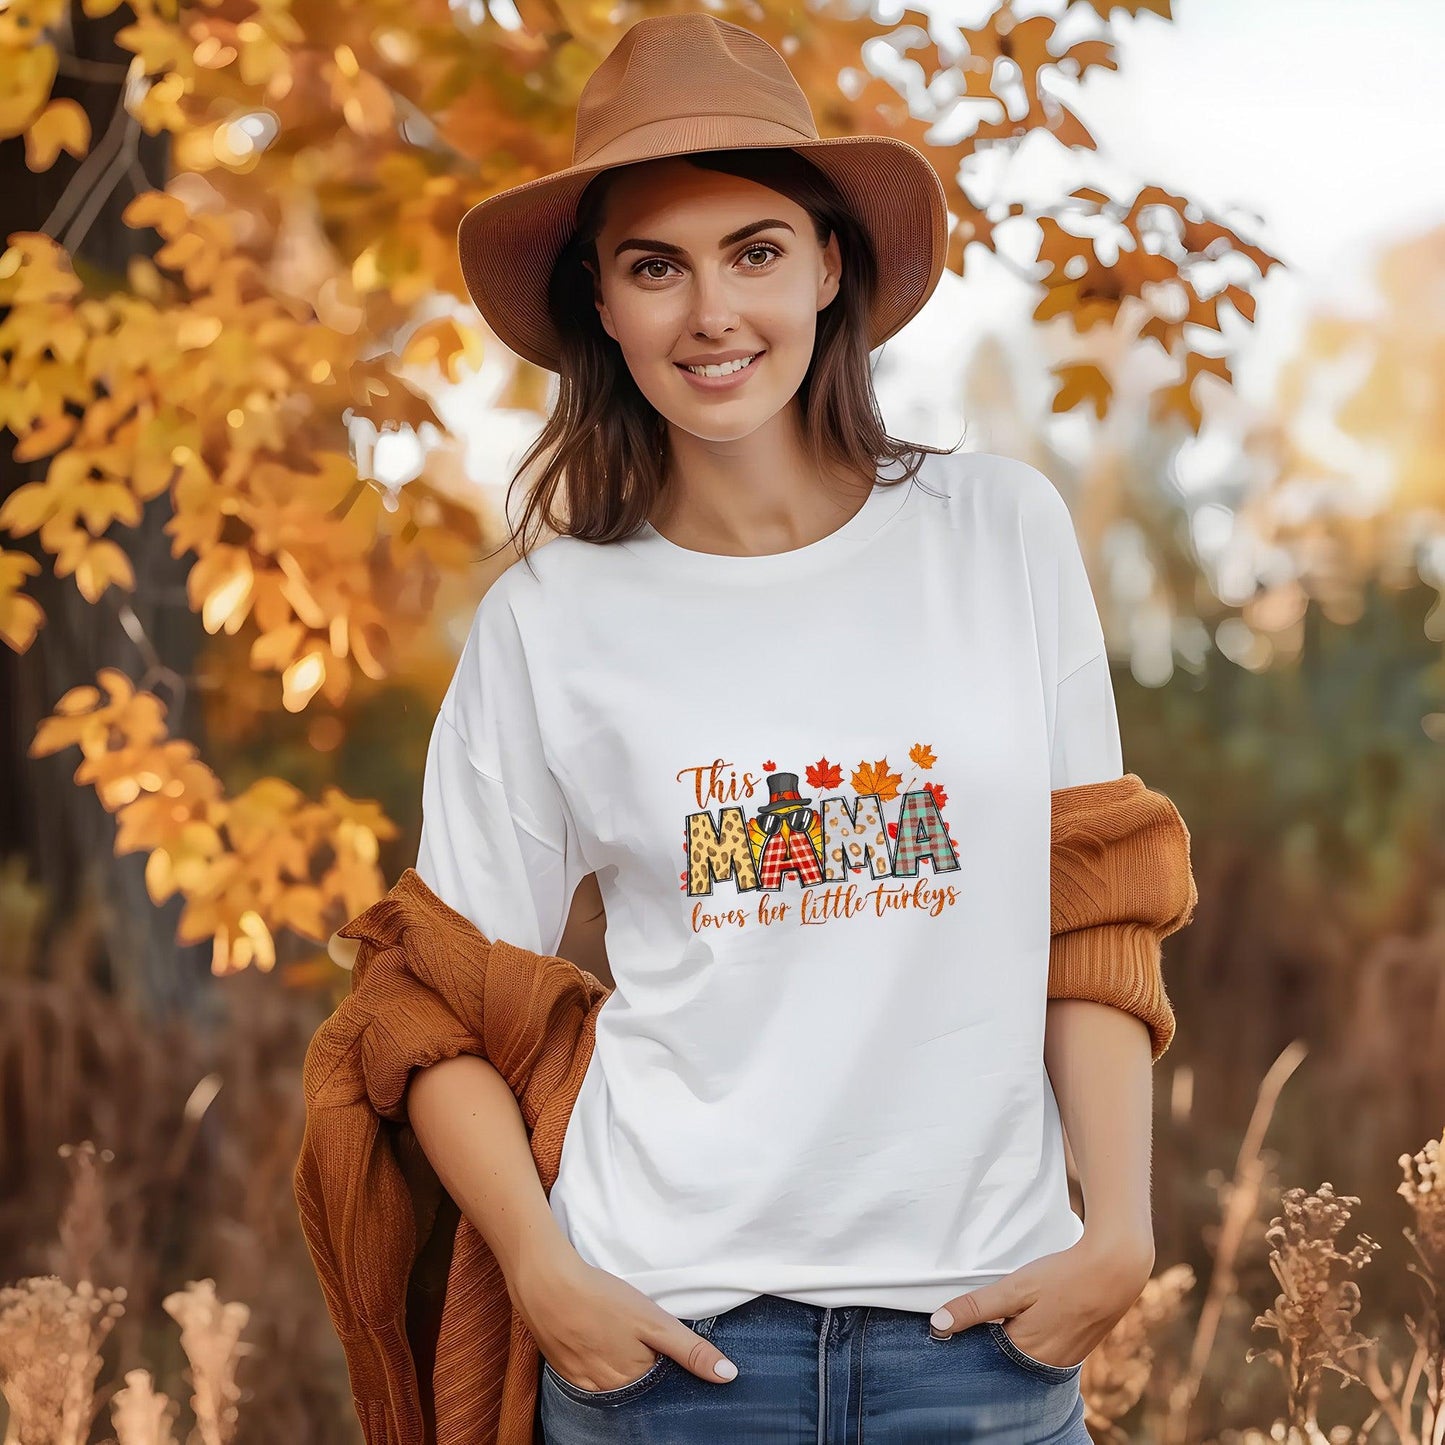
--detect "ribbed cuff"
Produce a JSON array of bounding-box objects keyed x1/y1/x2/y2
[{"x1": 1049, "y1": 920, "x2": 1176, "y2": 1062}]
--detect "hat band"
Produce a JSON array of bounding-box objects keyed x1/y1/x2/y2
[{"x1": 579, "y1": 112, "x2": 818, "y2": 169}]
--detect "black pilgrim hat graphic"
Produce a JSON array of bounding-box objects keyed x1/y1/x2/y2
[{"x1": 756, "y1": 771, "x2": 814, "y2": 817}]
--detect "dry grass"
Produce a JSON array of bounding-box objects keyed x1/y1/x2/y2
[
  {"x1": 6, "y1": 1119, "x2": 1442, "y2": 1445},
  {"x1": 0, "y1": 881, "x2": 355, "y2": 1444},
  {"x1": 1073, "y1": 1035, "x2": 1445, "y2": 1445},
  {"x1": 0, "y1": 875, "x2": 1441, "y2": 1442},
  {"x1": 0, "y1": 1133, "x2": 254, "y2": 1445},
  {"x1": 0, "y1": 1269, "x2": 247, "y2": 1445},
  {"x1": 0, "y1": 1276, "x2": 125, "y2": 1444}
]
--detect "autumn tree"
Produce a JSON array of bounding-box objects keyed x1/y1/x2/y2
[{"x1": 0, "y1": 0, "x2": 1278, "y2": 1003}]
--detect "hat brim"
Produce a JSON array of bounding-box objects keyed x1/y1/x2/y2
[{"x1": 456, "y1": 133, "x2": 949, "y2": 374}]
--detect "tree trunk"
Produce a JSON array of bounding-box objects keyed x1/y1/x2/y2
[{"x1": 0, "y1": 1, "x2": 214, "y2": 1020}]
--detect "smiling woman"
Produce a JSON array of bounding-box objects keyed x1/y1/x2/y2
[
  {"x1": 495, "y1": 142, "x2": 962, "y2": 560},
  {"x1": 356, "y1": 14, "x2": 1184, "y2": 1445},
  {"x1": 438, "y1": 1, "x2": 968, "y2": 569}
]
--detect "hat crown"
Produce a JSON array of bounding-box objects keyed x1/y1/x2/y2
[
  {"x1": 454, "y1": 15, "x2": 949, "y2": 373},
  {"x1": 573, "y1": 15, "x2": 819, "y2": 166}
]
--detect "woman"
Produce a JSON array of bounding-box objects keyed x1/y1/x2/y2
[{"x1": 405, "y1": 14, "x2": 1169, "y2": 1444}]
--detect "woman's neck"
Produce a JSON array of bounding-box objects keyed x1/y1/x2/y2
[{"x1": 646, "y1": 459, "x2": 877, "y2": 558}]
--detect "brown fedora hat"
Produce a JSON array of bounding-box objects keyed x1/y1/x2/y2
[{"x1": 456, "y1": 13, "x2": 950, "y2": 374}]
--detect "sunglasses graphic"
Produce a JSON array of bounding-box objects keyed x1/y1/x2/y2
[{"x1": 759, "y1": 807, "x2": 811, "y2": 834}]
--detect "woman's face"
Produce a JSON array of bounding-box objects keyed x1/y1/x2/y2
[{"x1": 583, "y1": 158, "x2": 841, "y2": 443}]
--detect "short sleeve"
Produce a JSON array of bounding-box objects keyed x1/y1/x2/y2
[
  {"x1": 1036, "y1": 472, "x2": 1124, "y2": 790},
  {"x1": 413, "y1": 587, "x2": 589, "y2": 957},
  {"x1": 1051, "y1": 652, "x2": 1123, "y2": 790}
]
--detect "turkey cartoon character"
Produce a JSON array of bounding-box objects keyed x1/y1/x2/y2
[{"x1": 747, "y1": 771, "x2": 826, "y2": 888}]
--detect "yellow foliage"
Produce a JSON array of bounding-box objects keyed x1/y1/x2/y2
[
  {"x1": 0, "y1": 32, "x2": 58, "y2": 136},
  {"x1": 0, "y1": 551, "x2": 44, "y2": 652},
  {"x1": 28, "y1": 667, "x2": 396, "y2": 971},
  {"x1": 24, "y1": 96, "x2": 90, "y2": 170},
  {"x1": 0, "y1": 0, "x2": 1281, "y2": 966}
]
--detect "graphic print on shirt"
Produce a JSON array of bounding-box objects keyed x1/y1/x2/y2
[{"x1": 679, "y1": 747, "x2": 962, "y2": 933}]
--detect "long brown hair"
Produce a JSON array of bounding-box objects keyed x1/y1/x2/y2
[{"x1": 500, "y1": 146, "x2": 966, "y2": 570}]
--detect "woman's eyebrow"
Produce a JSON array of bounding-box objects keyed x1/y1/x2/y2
[{"x1": 613, "y1": 218, "x2": 796, "y2": 259}]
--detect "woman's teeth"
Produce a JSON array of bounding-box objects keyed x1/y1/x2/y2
[{"x1": 681, "y1": 353, "x2": 760, "y2": 377}]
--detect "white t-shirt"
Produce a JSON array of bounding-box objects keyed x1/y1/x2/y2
[{"x1": 414, "y1": 449, "x2": 1123, "y2": 1320}]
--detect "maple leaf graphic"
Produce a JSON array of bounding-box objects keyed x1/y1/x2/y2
[
  {"x1": 807, "y1": 756, "x2": 842, "y2": 790},
  {"x1": 851, "y1": 758, "x2": 902, "y2": 800},
  {"x1": 925, "y1": 782, "x2": 948, "y2": 810},
  {"x1": 909, "y1": 742, "x2": 938, "y2": 769},
  {"x1": 763, "y1": 759, "x2": 776, "y2": 772}
]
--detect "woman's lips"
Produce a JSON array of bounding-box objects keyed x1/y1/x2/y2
[{"x1": 675, "y1": 350, "x2": 764, "y2": 392}]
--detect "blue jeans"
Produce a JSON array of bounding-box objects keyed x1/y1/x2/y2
[{"x1": 539, "y1": 1291, "x2": 1089, "y2": 1443}]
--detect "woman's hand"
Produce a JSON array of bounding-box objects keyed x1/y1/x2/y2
[
  {"x1": 928, "y1": 1233, "x2": 1155, "y2": 1370},
  {"x1": 511, "y1": 1242, "x2": 739, "y2": 1391}
]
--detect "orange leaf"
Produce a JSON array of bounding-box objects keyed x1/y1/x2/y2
[
  {"x1": 25, "y1": 98, "x2": 91, "y2": 171},
  {"x1": 249, "y1": 620, "x2": 307, "y2": 671},
  {"x1": 1051, "y1": 362, "x2": 1112, "y2": 420},
  {"x1": 122, "y1": 189, "x2": 189, "y2": 236},
  {"x1": 851, "y1": 758, "x2": 902, "y2": 801},
  {"x1": 0, "y1": 589, "x2": 43, "y2": 653},
  {"x1": 806, "y1": 756, "x2": 843, "y2": 790},
  {"x1": 53, "y1": 682, "x2": 102, "y2": 714},
  {"x1": 0, "y1": 481, "x2": 55, "y2": 537},
  {"x1": 74, "y1": 538, "x2": 135, "y2": 602},
  {"x1": 0, "y1": 551, "x2": 44, "y2": 652}
]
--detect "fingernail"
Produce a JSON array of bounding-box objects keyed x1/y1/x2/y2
[
  {"x1": 930, "y1": 1309, "x2": 953, "y2": 1331},
  {"x1": 714, "y1": 1358, "x2": 738, "y2": 1380}
]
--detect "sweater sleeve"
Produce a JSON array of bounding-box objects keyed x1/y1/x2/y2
[
  {"x1": 414, "y1": 586, "x2": 589, "y2": 958},
  {"x1": 1048, "y1": 776, "x2": 1196, "y2": 1062}
]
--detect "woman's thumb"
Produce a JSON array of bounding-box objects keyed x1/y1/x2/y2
[
  {"x1": 931, "y1": 1285, "x2": 1007, "y2": 1337},
  {"x1": 668, "y1": 1321, "x2": 739, "y2": 1383}
]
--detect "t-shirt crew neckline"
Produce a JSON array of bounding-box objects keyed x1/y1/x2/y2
[{"x1": 624, "y1": 474, "x2": 914, "y2": 580}]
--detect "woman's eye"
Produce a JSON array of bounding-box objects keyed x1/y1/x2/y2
[
  {"x1": 631, "y1": 244, "x2": 781, "y2": 281},
  {"x1": 740, "y1": 244, "x2": 781, "y2": 267}
]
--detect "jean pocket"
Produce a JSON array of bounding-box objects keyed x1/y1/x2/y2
[
  {"x1": 985, "y1": 1321, "x2": 1084, "y2": 1381},
  {"x1": 541, "y1": 1314, "x2": 720, "y2": 1405},
  {"x1": 542, "y1": 1352, "x2": 673, "y2": 1405}
]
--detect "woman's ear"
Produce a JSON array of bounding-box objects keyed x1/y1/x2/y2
[{"x1": 817, "y1": 229, "x2": 843, "y2": 310}]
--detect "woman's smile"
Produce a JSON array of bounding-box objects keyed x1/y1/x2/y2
[{"x1": 675, "y1": 349, "x2": 766, "y2": 392}]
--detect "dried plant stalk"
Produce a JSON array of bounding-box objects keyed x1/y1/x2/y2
[
  {"x1": 1349, "y1": 1129, "x2": 1445, "y2": 1445},
  {"x1": 162, "y1": 1281, "x2": 251, "y2": 1445},
  {"x1": 1248, "y1": 1183, "x2": 1382, "y2": 1441},
  {"x1": 51, "y1": 1141, "x2": 114, "y2": 1289},
  {"x1": 1166, "y1": 1039, "x2": 1308, "y2": 1445},
  {"x1": 109, "y1": 1368, "x2": 180, "y2": 1445},
  {"x1": 1397, "y1": 1131, "x2": 1445, "y2": 1445},
  {"x1": 0, "y1": 1276, "x2": 125, "y2": 1445}
]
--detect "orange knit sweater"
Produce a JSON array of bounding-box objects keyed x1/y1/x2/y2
[{"x1": 293, "y1": 772, "x2": 1196, "y2": 1445}]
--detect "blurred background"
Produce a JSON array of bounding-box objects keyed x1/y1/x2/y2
[{"x1": 2, "y1": 0, "x2": 1442, "y2": 1440}]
